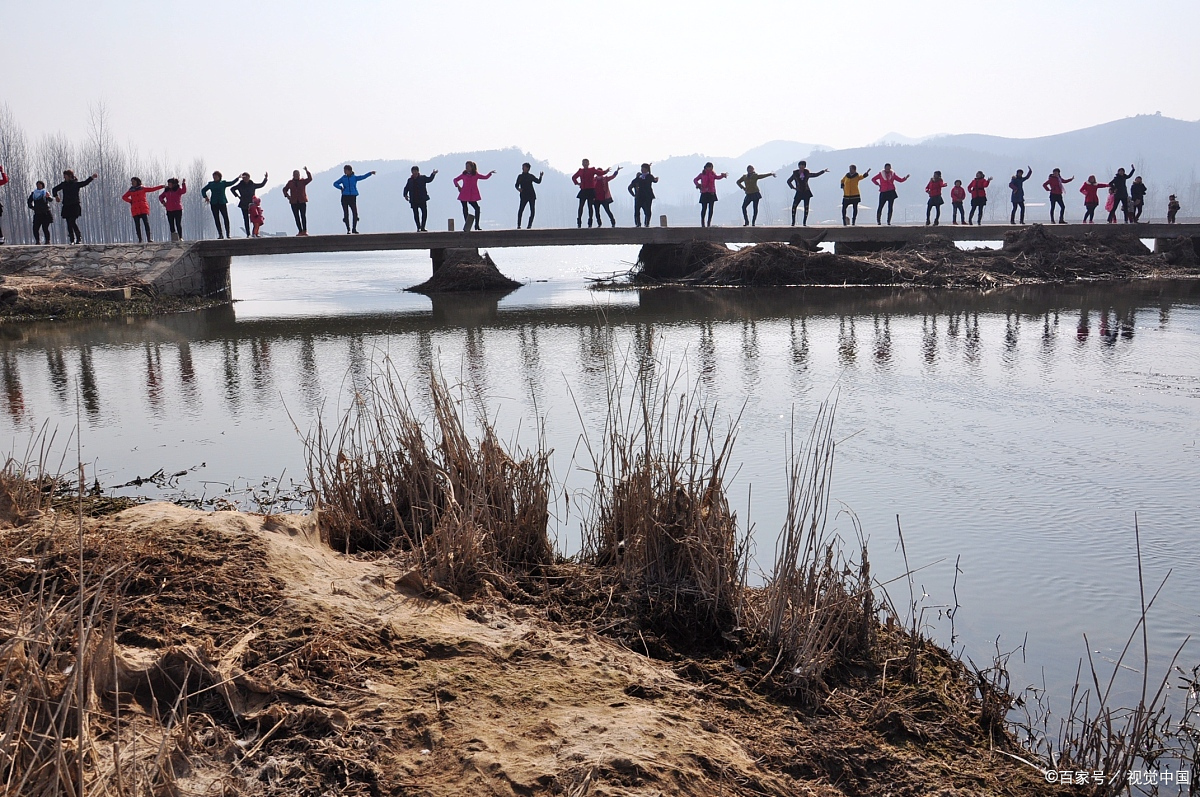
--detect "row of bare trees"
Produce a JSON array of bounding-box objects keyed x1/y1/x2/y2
[{"x1": 0, "y1": 102, "x2": 216, "y2": 246}]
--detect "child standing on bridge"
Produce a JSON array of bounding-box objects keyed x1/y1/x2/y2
[
  {"x1": 404, "y1": 166, "x2": 437, "y2": 232},
  {"x1": 454, "y1": 161, "x2": 494, "y2": 231},
  {"x1": 627, "y1": 164, "x2": 658, "y2": 228},
  {"x1": 694, "y1": 162, "x2": 728, "y2": 227},
  {"x1": 333, "y1": 165, "x2": 375, "y2": 234},
  {"x1": 121, "y1": 177, "x2": 165, "y2": 243},
  {"x1": 514, "y1": 163, "x2": 542, "y2": 229},
  {"x1": 1167, "y1": 194, "x2": 1180, "y2": 223},
  {"x1": 201, "y1": 171, "x2": 237, "y2": 239},
  {"x1": 950, "y1": 180, "x2": 966, "y2": 224},
  {"x1": 736, "y1": 166, "x2": 774, "y2": 227},
  {"x1": 158, "y1": 178, "x2": 187, "y2": 240},
  {"x1": 249, "y1": 197, "x2": 265, "y2": 237}
]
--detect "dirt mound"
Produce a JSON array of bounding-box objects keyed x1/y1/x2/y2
[
  {"x1": 633, "y1": 241, "x2": 731, "y2": 282},
  {"x1": 904, "y1": 233, "x2": 961, "y2": 254},
  {"x1": 689, "y1": 242, "x2": 907, "y2": 286},
  {"x1": 0, "y1": 504, "x2": 1062, "y2": 796},
  {"x1": 408, "y1": 249, "x2": 521, "y2": 293},
  {"x1": 1003, "y1": 224, "x2": 1150, "y2": 258}
]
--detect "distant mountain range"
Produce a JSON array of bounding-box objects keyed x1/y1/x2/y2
[{"x1": 257, "y1": 114, "x2": 1199, "y2": 235}]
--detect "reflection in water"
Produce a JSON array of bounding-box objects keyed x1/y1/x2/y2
[
  {"x1": 178, "y1": 341, "x2": 197, "y2": 402},
  {"x1": 633, "y1": 323, "x2": 656, "y2": 381},
  {"x1": 46, "y1": 348, "x2": 69, "y2": 405},
  {"x1": 517, "y1": 325, "x2": 544, "y2": 408},
  {"x1": 698, "y1": 322, "x2": 717, "y2": 393},
  {"x1": 251, "y1": 339, "x2": 273, "y2": 395},
  {"x1": 79, "y1": 346, "x2": 99, "y2": 419},
  {"x1": 963, "y1": 313, "x2": 980, "y2": 364},
  {"x1": 837, "y1": 316, "x2": 857, "y2": 366},
  {"x1": 1, "y1": 352, "x2": 25, "y2": 422},
  {"x1": 347, "y1": 335, "x2": 369, "y2": 396},
  {"x1": 789, "y1": 317, "x2": 809, "y2": 371},
  {"x1": 222, "y1": 339, "x2": 240, "y2": 414},
  {"x1": 144, "y1": 342, "x2": 164, "y2": 414},
  {"x1": 1002, "y1": 312, "x2": 1020, "y2": 366},
  {"x1": 922, "y1": 314, "x2": 938, "y2": 365},
  {"x1": 464, "y1": 326, "x2": 487, "y2": 403},
  {"x1": 741, "y1": 319, "x2": 759, "y2": 392},
  {"x1": 1076, "y1": 308, "x2": 1090, "y2": 342},
  {"x1": 297, "y1": 335, "x2": 320, "y2": 414},
  {"x1": 1041, "y1": 312, "x2": 1058, "y2": 356},
  {"x1": 873, "y1": 315, "x2": 892, "y2": 368}
]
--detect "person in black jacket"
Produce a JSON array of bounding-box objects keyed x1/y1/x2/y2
[
  {"x1": 1129, "y1": 176, "x2": 1147, "y2": 222},
  {"x1": 230, "y1": 171, "x2": 268, "y2": 237},
  {"x1": 514, "y1": 163, "x2": 543, "y2": 229},
  {"x1": 52, "y1": 170, "x2": 99, "y2": 244},
  {"x1": 28, "y1": 181, "x2": 54, "y2": 244},
  {"x1": 627, "y1": 163, "x2": 658, "y2": 228},
  {"x1": 787, "y1": 161, "x2": 828, "y2": 226},
  {"x1": 1107, "y1": 164, "x2": 1135, "y2": 223},
  {"x1": 403, "y1": 166, "x2": 437, "y2": 232}
]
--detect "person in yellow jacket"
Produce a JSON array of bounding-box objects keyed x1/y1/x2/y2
[{"x1": 840, "y1": 165, "x2": 871, "y2": 226}]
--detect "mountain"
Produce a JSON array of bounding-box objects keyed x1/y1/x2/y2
[{"x1": 256, "y1": 115, "x2": 1200, "y2": 235}]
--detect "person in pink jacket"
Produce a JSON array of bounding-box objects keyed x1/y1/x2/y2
[
  {"x1": 871, "y1": 163, "x2": 909, "y2": 225},
  {"x1": 693, "y1": 162, "x2": 728, "y2": 227},
  {"x1": 453, "y1": 161, "x2": 495, "y2": 231},
  {"x1": 158, "y1": 178, "x2": 187, "y2": 240},
  {"x1": 121, "y1": 177, "x2": 165, "y2": 243},
  {"x1": 249, "y1": 196, "x2": 265, "y2": 237}
]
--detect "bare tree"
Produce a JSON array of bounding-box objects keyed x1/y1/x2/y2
[{"x1": 0, "y1": 103, "x2": 32, "y2": 244}]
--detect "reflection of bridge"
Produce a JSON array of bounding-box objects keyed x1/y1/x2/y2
[{"x1": 195, "y1": 221, "x2": 1197, "y2": 260}]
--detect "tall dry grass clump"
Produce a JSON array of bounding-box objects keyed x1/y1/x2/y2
[
  {"x1": 305, "y1": 364, "x2": 552, "y2": 597},
  {"x1": 578, "y1": 363, "x2": 748, "y2": 642},
  {"x1": 748, "y1": 399, "x2": 875, "y2": 705}
]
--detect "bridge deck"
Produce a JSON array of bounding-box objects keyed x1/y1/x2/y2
[{"x1": 194, "y1": 222, "x2": 1197, "y2": 258}]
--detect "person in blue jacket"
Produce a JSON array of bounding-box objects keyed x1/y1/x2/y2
[{"x1": 333, "y1": 164, "x2": 376, "y2": 234}]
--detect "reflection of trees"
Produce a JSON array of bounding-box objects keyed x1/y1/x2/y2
[
  {"x1": 79, "y1": 346, "x2": 100, "y2": 419},
  {"x1": 633, "y1": 323, "x2": 656, "y2": 381},
  {"x1": 1, "y1": 352, "x2": 26, "y2": 423},
  {"x1": 837, "y1": 316, "x2": 857, "y2": 366},
  {"x1": 46, "y1": 348, "x2": 69, "y2": 405},
  {"x1": 463, "y1": 327, "x2": 487, "y2": 404},
  {"x1": 517, "y1": 325, "x2": 545, "y2": 407}
]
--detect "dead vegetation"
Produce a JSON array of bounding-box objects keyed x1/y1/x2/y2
[
  {"x1": 406, "y1": 249, "x2": 521, "y2": 294},
  {"x1": 629, "y1": 226, "x2": 1200, "y2": 289}
]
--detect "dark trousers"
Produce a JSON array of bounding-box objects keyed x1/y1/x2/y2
[
  {"x1": 411, "y1": 202, "x2": 428, "y2": 231},
  {"x1": 1083, "y1": 202, "x2": 1098, "y2": 223},
  {"x1": 65, "y1": 217, "x2": 83, "y2": 243},
  {"x1": 791, "y1": 197, "x2": 811, "y2": 225},
  {"x1": 597, "y1": 199, "x2": 615, "y2": 226},
  {"x1": 634, "y1": 198, "x2": 652, "y2": 227},
  {"x1": 1049, "y1": 195, "x2": 1065, "y2": 223},
  {"x1": 952, "y1": 201, "x2": 965, "y2": 224},
  {"x1": 167, "y1": 209, "x2": 183, "y2": 238},
  {"x1": 33, "y1": 219, "x2": 51, "y2": 243},
  {"x1": 461, "y1": 200, "x2": 481, "y2": 230},
  {"x1": 341, "y1": 195, "x2": 359, "y2": 231},
  {"x1": 518, "y1": 197, "x2": 536, "y2": 228},
  {"x1": 577, "y1": 196, "x2": 596, "y2": 226},
  {"x1": 291, "y1": 202, "x2": 307, "y2": 232},
  {"x1": 239, "y1": 202, "x2": 252, "y2": 237},
  {"x1": 1010, "y1": 199, "x2": 1025, "y2": 224},
  {"x1": 926, "y1": 198, "x2": 942, "y2": 224},
  {"x1": 741, "y1": 194, "x2": 761, "y2": 225},
  {"x1": 841, "y1": 196, "x2": 860, "y2": 225},
  {"x1": 210, "y1": 204, "x2": 230, "y2": 237},
  {"x1": 133, "y1": 213, "x2": 151, "y2": 242}
]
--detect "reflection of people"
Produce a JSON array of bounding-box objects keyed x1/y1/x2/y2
[
  {"x1": 513, "y1": 163, "x2": 542, "y2": 229},
  {"x1": 403, "y1": 166, "x2": 437, "y2": 232},
  {"x1": 627, "y1": 163, "x2": 658, "y2": 227},
  {"x1": 736, "y1": 165, "x2": 774, "y2": 227},
  {"x1": 52, "y1": 169, "x2": 99, "y2": 244}
]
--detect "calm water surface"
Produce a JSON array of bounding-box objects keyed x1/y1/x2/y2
[{"x1": 1, "y1": 246, "x2": 1197, "y2": 708}]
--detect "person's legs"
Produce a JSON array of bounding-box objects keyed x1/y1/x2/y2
[
  {"x1": 926, "y1": 199, "x2": 934, "y2": 225},
  {"x1": 299, "y1": 203, "x2": 308, "y2": 233},
  {"x1": 168, "y1": 210, "x2": 183, "y2": 238},
  {"x1": 885, "y1": 197, "x2": 895, "y2": 225},
  {"x1": 802, "y1": 198, "x2": 811, "y2": 226},
  {"x1": 577, "y1": 197, "x2": 586, "y2": 227},
  {"x1": 791, "y1": 198, "x2": 799, "y2": 226},
  {"x1": 517, "y1": 197, "x2": 528, "y2": 228},
  {"x1": 1083, "y1": 204, "x2": 1095, "y2": 223},
  {"x1": 841, "y1": 197, "x2": 850, "y2": 226},
  {"x1": 417, "y1": 203, "x2": 427, "y2": 231},
  {"x1": 461, "y1": 200, "x2": 471, "y2": 230},
  {"x1": 876, "y1": 200, "x2": 884, "y2": 225},
  {"x1": 527, "y1": 198, "x2": 536, "y2": 228},
  {"x1": 291, "y1": 203, "x2": 304, "y2": 233},
  {"x1": 470, "y1": 201, "x2": 481, "y2": 230},
  {"x1": 412, "y1": 205, "x2": 422, "y2": 230},
  {"x1": 348, "y1": 196, "x2": 359, "y2": 232},
  {"x1": 68, "y1": 218, "x2": 82, "y2": 243},
  {"x1": 643, "y1": 201, "x2": 652, "y2": 227},
  {"x1": 219, "y1": 205, "x2": 230, "y2": 237},
  {"x1": 587, "y1": 199, "x2": 597, "y2": 227},
  {"x1": 341, "y1": 196, "x2": 352, "y2": 232},
  {"x1": 850, "y1": 199, "x2": 859, "y2": 225},
  {"x1": 1010, "y1": 201, "x2": 1017, "y2": 225},
  {"x1": 705, "y1": 203, "x2": 715, "y2": 226},
  {"x1": 968, "y1": 203, "x2": 978, "y2": 225},
  {"x1": 1019, "y1": 200, "x2": 1025, "y2": 224},
  {"x1": 932, "y1": 202, "x2": 941, "y2": 225},
  {"x1": 601, "y1": 200, "x2": 614, "y2": 226},
  {"x1": 751, "y1": 196, "x2": 760, "y2": 225},
  {"x1": 133, "y1": 215, "x2": 143, "y2": 242},
  {"x1": 239, "y1": 205, "x2": 251, "y2": 237},
  {"x1": 742, "y1": 194, "x2": 753, "y2": 225}
]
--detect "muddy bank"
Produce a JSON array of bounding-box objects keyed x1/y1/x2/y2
[
  {"x1": 0, "y1": 502, "x2": 1068, "y2": 796},
  {"x1": 407, "y1": 248, "x2": 522, "y2": 294},
  {"x1": 0, "y1": 273, "x2": 225, "y2": 321},
  {"x1": 629, "y1": 225, "x2": 1200, "y2": 288}
]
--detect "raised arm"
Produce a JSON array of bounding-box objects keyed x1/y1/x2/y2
[
  {"x1": 532, "y1": 173, "x2": 542, "y2": 184},
  {"x1": 1128, "y1": 165, "x2": 1135, "y2": 178},
  {"x1": 1063, "y1": 176, "x2": 1074, "y2": 184}
]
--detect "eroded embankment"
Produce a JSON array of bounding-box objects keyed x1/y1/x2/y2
[
  {"x1": 630, "y1": 226, "x2": 1200, "y2": 288},
  {"x1": 0, "y1": 503, "x2": 1065, "y2": 796}
]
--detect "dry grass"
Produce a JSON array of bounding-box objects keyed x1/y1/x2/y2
[
  {"x1": 576, "y1": 360, "x2": 748, "y2": 644},
  {"x1": 304, "y1": 362, "x2": 552, "y2": 597}
]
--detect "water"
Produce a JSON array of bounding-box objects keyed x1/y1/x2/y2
[{"x1": 1, "y1": 246, "x2": 1197, "y2": 711}]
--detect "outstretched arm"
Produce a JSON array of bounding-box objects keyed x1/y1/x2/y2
[{"x1": 533, "y1": 173, "x2": 542, "y2": 184}]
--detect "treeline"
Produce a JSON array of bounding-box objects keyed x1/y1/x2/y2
[{"x1": 0, "y1": 103, "x2": 209, "y2": 245}]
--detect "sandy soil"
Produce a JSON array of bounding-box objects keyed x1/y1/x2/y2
[{"x1": 0, "y1": 503, "x2": 1065, "y2": 796}]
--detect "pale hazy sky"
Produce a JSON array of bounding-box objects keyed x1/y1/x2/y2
[{"x1": 5, "y1": 0, "x2": 1198, "y2": 184}]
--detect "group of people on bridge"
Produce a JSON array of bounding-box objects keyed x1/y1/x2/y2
[{"x1": 0, "y1": 157, "x2": 1184, "y2": 246}]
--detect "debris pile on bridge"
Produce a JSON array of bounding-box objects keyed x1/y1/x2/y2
[
  {"x1": 407, "y1": 248, "x2": 521, "y2": 293},
  {"x1": 629, "y1": 225, "x2": 1199, "y2": 289}
]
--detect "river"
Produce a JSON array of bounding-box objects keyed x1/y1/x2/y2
[{"x1": 1, "y1": 245, "x2": 1197, "y2": 713}]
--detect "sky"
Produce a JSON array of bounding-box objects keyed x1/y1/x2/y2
[{"x1": 4, "y1": 0, "x2": 1199, "y2": 187}]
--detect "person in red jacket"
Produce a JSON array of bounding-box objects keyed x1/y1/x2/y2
[
  {"x1": 248, "y1": 196, "x2": 265, "y2": 237},
  {"x1": 950, "y1": 180, "x2": 967, "y2": 225},
  {"x1": 593, "y1": 166, "x2": 621, "y2": 227},
  {"x1": 1079, "y1": 176, "x2": 1108, "y2": 224},
  {"x1": 967, "y1": 172, "x2": 992, "y2": 225},
  {"x1": 1042, "y1": 168, "x2": 1074, "y2": 224},
  {"x1": 871, "y1": 163, "x2": 909, "y2": 225},
  {"x1": 282, "y1": 168, "x2": 313, "y2": 235},
  {"x1": 121, "y1": 177, "x2": 165, "y2": 242},
  {"x1": 572, "y1": 159, "x2": 609, "y2": 228},
  {"x1": 158, "y1": 178, "x2": 187, "y2": 240},
  {"x1": 924, "y1": 171, "x2": 948, "y2": 226}
]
